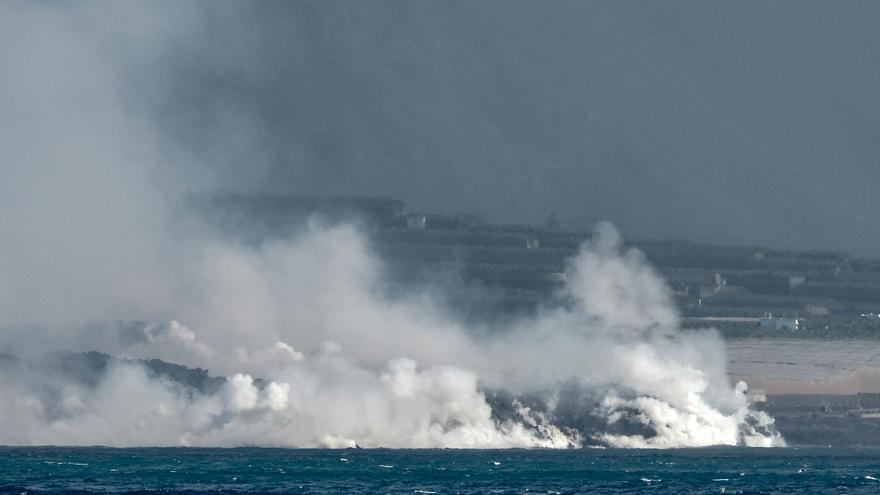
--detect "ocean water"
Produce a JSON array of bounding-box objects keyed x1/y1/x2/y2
[{"x1": 2, "y1": 447, "x2": 880, "y2": 494}]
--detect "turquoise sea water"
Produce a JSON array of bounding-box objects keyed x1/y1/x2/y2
[{"x1": 2, "y1": 447, "x2": 880, "y2": 494}]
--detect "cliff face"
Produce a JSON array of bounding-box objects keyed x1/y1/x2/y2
[{"x1": 3, "y1": 351, "x2": 226, "y2": 394}]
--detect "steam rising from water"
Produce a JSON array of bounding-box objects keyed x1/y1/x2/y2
[
  {"x1": 0, "y1": 1, "x2": 782, "y2": 448},
  {"x1": 0, "y1": 223, "x2": 783, "y2": 448}
]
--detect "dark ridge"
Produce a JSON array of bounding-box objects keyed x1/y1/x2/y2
[
  {"x1": 141, "y1": 359, "x2": 225, "y2": 395},
  {"x1": 42, "y1": 352, "x2": 228, "y2": 394},
  {"x1": 188, "y1": 193, "x2": 880, "y2": 336}
]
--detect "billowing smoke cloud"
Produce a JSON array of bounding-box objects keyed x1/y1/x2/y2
[
  {"x1": 0, "y1": 1, "x2": 782, "y2": 448},
  {"x1": 0, "y1": 221, "x2": 783, "y2": 448}
]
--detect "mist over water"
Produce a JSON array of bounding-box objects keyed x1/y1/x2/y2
[
  {"x1": 0, "y1": 1, "x2": 786, "y2": 448},
  {"x1": 0, "y1": 220, "x2": 783, "y2": 448}
]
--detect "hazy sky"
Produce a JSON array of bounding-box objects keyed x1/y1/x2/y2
[
  {"x1": 0, "y1": 0, "x2": 817, "y2": 448},
  {"x1": 8, "y1": 1, "x2": 880, "y2": 254}
]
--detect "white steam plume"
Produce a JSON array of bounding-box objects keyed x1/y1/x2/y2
[
  {"x1": 0, "y1": 2, "x2": 782, "y2": 448},
  {"x1": 0, "y1": 222, "x2": 782, "y2": 448}
]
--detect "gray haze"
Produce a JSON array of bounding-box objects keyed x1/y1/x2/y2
[
  {"x1": 0, "y1": 1, "x2": 792, "y2": 448},
  {"x1": 144, "y1": 1, "x2": 880, "y2": 255}
]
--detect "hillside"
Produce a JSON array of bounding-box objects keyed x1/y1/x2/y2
[{"x1": 195, "y1": 194, "x2": 880, "y2": 338}]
